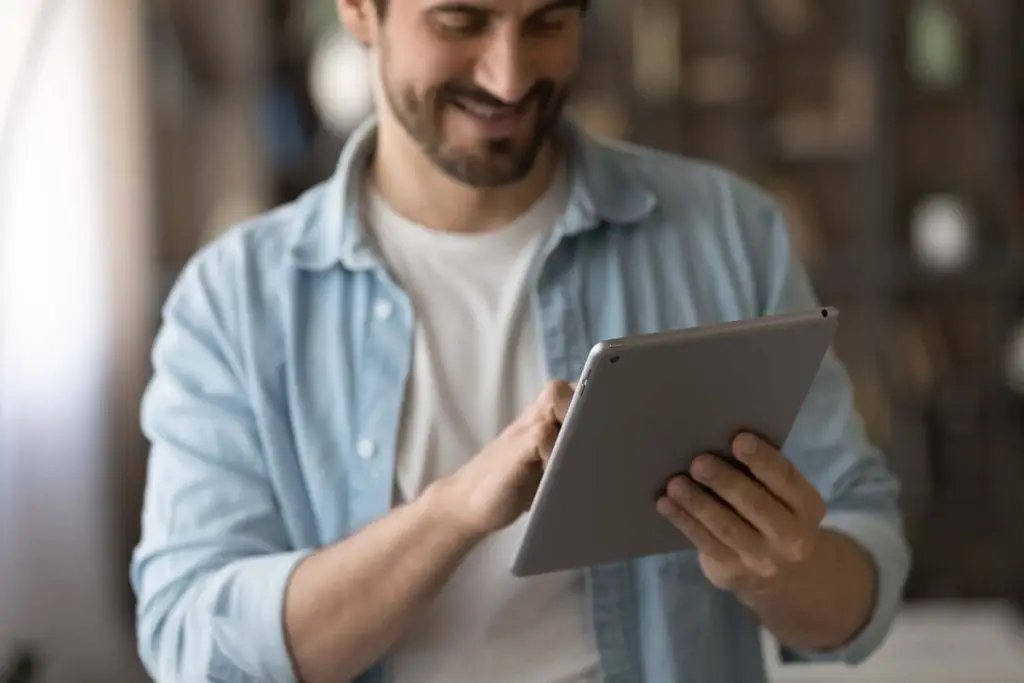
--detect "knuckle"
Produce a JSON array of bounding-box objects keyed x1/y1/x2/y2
[
  {"x1": 747, "y1": 557, "x2": 777, "y2": 579},
  {"x1": 541, "y1": 380, "x2": 561, "y2": 402},
  {"x1": 781, "y1": 533, "x2": 813, "y2": 563},
  {"x1": 795, "y1": 533, "x2": 816, "y2": 561},
  {"x1": 778, "y1": 539, "x2": 803, "y2": 563},
  {"x1": 790, "y1": 539, "x2": 809, "y2": 562},
  {"x1": 689, "y1": 491, "x2": 712, "y2": 514},
  {"x1": 716, "y1": 564, "x2": 747, "y2": 591},
  {"x1": 778, "y1": 459, "x2": 799, "y2": 487},
  {"x1": 718, "y1": 520, "x2": 739, "y2": 543},
  {"x1": 544, "y1": 421, "x2": 558, "y2": 440},
  {"x1": 527, "y1": 423, "x2": 546, "y2": 444},
  {"x1": 548, "y1": 380, "x2": 573, "y2": 403},
  {"x1": 529, "y1": 421, "x2": 556, "y2": 446},
  {"x1": 672, "y1": 508, "x2": 694, "y2": 530},
  {"x1": 751, "y1": 493, "x2": 774, "y2": 518}
]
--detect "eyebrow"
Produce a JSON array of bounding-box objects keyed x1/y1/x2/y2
[{"x1": 429, "y1": 0, "x2": 585, "y2": 17}]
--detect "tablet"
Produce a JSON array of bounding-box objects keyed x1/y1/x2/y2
[{"x1": 510, "y1": 306, "x2": 839, "y2": 577}]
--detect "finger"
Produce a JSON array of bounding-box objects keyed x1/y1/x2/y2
[
  {"x1": 732, "y1": 433, "x2": 826, "y2": 524},
  {"x1": 530, "y1": 420, "x2": 559, "y2": 466},
  {"x1": 667, "y1": 476, "x2": 775, "y2": 575},
  {"x1": 656, "y1": 496, "x2": 735, "y2": 564},
  {"x1": 537, "y1": 380, "x2": 575, "y2": 425},
  {"x1": 689, "y1": 454, "x2": 800, "y2": 546}
]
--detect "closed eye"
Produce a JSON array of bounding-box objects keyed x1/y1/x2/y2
[
  {"x1": 428, "y1": 0, "x2": 582, "y2": 39},
  {"x1": 524, "y1": 11, "x2": 572, "y2": 35},
  {"x1": 430, "y1": 5, "x2": 491, "y2": 37}
]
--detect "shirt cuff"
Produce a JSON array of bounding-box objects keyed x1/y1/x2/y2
[
  {"x1": 207, "y1": 549, "x2": 315, "y2": 683},
  {"x1": 778, "y1": 510, "x2": 910, "y2": 666}
]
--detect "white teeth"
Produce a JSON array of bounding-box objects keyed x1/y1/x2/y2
[{"x1": 459, "y1": 99, "x2": 515, "y2": 120}]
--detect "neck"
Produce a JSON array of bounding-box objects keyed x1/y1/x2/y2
[{"x1": 369, "y1": 118, "x2": 559, "y2": 234}]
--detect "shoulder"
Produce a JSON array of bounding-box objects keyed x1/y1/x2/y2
[
  {"x1": 592, "y1": 136, "x2": 781, "y2": 232},
  {"x1": 168, "y1": 181, "x2": 328, "y2": 303},
  {"x1": 577, "y1": 134, "x2": 797, "y2": 317},
  {"x1": 161, "y1": 181, "x2": 330, "y2": 337}
]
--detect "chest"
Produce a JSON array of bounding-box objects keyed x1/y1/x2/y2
[
  {"x1": 261, "y1": 223, "x2": 753, "y2": 546},
  {"x1": 250, "y1": 225, "x2": 767, "y2": 681},
  {"x1": 389, "y1": 242, "x2": 552, "y2": 500}
]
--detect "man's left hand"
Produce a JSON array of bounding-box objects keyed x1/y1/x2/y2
[{"x1": 656, "y1": 432, "x2": 827, "y2": 598}]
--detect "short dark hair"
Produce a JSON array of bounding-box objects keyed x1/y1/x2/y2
[{"x1": 371, "y1": 0, "x2": 589, "y2": 19}]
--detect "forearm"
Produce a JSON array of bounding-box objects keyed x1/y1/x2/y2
[
  {"x1": 284, "y1": 482, "x2": 481, "y2": 683},
  {"x1": 737, "y1": 530, "x2": 877, "y2": 652}
]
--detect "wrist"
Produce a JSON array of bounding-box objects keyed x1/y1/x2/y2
[
  {"x1": 419, "y1": 479, "x2": 488, "y2": 547},
  {"x1": 733, "y1": 530, "x2": 829, "y2": 608}
]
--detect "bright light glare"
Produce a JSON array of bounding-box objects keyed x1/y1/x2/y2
[
  {"x1": 308, "y1": 29, "x2": 374, "y2": 136},
  {"x1": 0, "y1": 0, "x2": 108, "y2": 417}
]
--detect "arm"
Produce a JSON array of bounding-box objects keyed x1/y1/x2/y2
[
  {"x1": 284, "y1": 484, "x2": 480, "y2": 683},
  {"x1": 659, "y1": 428, "x2": 903, "y2": 660},
  {"x1": 132, "y1": 257, "x2": 568, "y2": 683},
  {"x1": 286, "y1": 374, "x2": 574, "y2": 681},
  {"x1": 132, "y1": 261, "x2": 482, "y2": 683},
  {"x1": 657, "y1": 200, "x2": 909, "y2": 665},
  {"x1": 757, "y1": 204, "x2": 911, "y2": 663},
  {"x1": 735, "y1": 529, "x2": 877, "y2": 651},
  {"x1": 131, "y1": 259, "x2": 309, "y2": 683}
]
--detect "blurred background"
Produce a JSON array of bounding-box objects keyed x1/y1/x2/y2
[{"x1": 3, "y1": 0, "x2": 1024, "y2": 681}]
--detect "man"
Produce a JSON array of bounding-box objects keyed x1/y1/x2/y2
[{"x1": 130, "y1": 0, "x2": 910, "y2": 681}]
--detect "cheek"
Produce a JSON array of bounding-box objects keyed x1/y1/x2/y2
[
  {"x1": 387, "y1": 42, "x2": 471, "y2": 89},
  {"x1": 379, "y1": 50, "x2": 430, "y2": 89},
  {"x1": 533, "y1": 37, "x2": 581, "y2": 83}
]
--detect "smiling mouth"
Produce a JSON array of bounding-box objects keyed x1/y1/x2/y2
[{"x1": 450, "y1": 96, "x2": 530, "y2": 122}]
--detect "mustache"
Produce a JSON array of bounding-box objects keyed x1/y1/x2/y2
[{"x1": 439, "y1": 79, "x2": 557, "y2": 110}]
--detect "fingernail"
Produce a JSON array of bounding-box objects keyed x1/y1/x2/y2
[
  {"x1": 691, "y1": 456, "x2": 716, "y2": 481},
  {"x1": 735, "y1": 433, "x2": 758, "y2": 458},
  {"x1": 669, "y1": 477, "x2": 691, "y2": 501}
]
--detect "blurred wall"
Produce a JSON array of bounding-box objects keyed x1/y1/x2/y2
[{"x1": 1, "y1": 0, "x2": 152, "y2": 681}]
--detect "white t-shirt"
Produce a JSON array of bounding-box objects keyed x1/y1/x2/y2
[{"x1": 365, "y1": 167, "x2": 601, "y2": 683}]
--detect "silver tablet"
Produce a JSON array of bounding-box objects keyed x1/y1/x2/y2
[{"x1": 510, "y1": 307, "x2": 839, "y2": 577}]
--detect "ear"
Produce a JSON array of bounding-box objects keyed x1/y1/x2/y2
[{"x1": 337, "y1": 0, "x2": 377, "y2": 47}]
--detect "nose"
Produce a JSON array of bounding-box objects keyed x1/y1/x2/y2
[{"x1": 473, "y1": 29, "x2": 534, "y2": 104}]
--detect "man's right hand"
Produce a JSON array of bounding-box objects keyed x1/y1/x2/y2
[
  {"x1": 430, "y1": 380, "x2": 576, "y2": 539},
  {"x1": 283, "y1": 380, "x2": 576, "y2": 683}
]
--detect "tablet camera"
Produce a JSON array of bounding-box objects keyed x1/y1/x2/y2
[{"x1": 609, "y1": 355, "x2": 620, "y2": 364}]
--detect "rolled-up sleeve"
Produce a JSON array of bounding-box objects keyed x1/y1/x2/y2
[
  {"x1": 755, "y1": 205, "x2": 912, "y2": 666},
  {"x1": 130, "y1": 256, "x2": 312, "y2": 683}
]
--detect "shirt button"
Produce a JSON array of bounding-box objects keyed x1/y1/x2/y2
[
  {"x1": 374, "y1": 300, "x2": 393, "y2": 321},
  {"x1": 357, "y1": 439, "x2": 377, "y2": 460}
]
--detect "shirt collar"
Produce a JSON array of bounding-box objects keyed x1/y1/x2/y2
[{"x1": 287, "y1": 114, "x2": 657, "y2": 272}]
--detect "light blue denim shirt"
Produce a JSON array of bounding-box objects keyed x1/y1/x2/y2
[{"x1": 131, "y1": 116, "x2": 910, "y2": 683}]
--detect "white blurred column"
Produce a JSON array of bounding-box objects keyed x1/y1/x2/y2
[{"x1": 0, "y1": 0, "x2": 152, "y2": 680}]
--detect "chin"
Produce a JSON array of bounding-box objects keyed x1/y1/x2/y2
[
  {"x1": 435, "y1": 152, "x2": 535, "y2": 188},
  {"x1": 428, "y1": 123, "x2": 549, "y2": 187}
]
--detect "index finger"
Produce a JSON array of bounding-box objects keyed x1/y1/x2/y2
[{"x1": 538, "y1": 380, "x2": 575, "y2": 425}]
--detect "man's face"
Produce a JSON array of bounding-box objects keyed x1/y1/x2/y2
[{"x1": 371, "y1": 0, "x2": 583, "y2": 187}]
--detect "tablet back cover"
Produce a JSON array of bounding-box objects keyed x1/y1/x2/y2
[{"x1": 511, "y1": 309, "x2": 838, "y2": 576}]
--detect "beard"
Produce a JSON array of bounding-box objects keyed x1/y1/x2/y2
[{"x1": 379, "y1": 60, "x2": 570, "y2": 188}]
